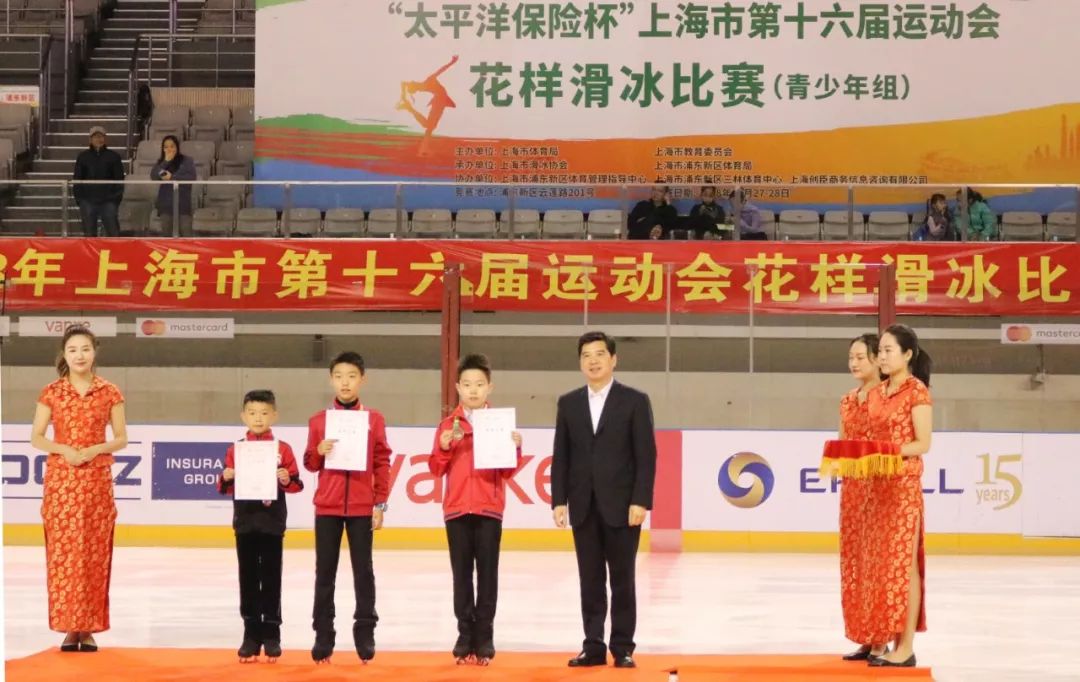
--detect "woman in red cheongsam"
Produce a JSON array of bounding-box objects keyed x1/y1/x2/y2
[
  {"x1": 837, "y1": 333, "x2": 885, "y2": 662},
  {"x1": 30, "y1": 326, "x2": 127, "y2": 653},
  {"x1": 866, "y1": 324, "x2": 933, "y2": 668}
]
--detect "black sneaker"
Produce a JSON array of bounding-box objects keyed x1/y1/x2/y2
[
  {"x1": 311, "y1": 630, "x2": 335, "y2": 663},
  {"x1": 353, "y1": 625, "x2": 375, "y2": 662}
]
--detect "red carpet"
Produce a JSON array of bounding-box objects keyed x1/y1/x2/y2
[{"x1": 5, "y1": 648, "x2": 934, "y2": 681}]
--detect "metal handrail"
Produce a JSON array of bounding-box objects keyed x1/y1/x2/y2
[
  {"x1": 143, "y1": 33, "x2": 254, "y2": 87},
  {"x1": 63, "y1": 0, "x2": 71, "y2": 117},
  {"x1": 37, "y1": 31, "x2": 51, "y2": 154},
  {"x1": 12, "y1": 180, "x2": 1078, "y2": 242},
  {"x1": 126, "y1": 33, "x2": 142, "y2": 159}
]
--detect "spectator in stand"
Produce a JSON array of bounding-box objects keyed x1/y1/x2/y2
[
  {"x1": 72, "y1": 126, "x2": 125, "y2": 237},
  {"x1": 730, "y1": 190, "x2": 766, "y2": 240},
  {"x1": 151, "y1": 135, "x2": 197, "y2": 237},
  {"x1": 688, "y1": 186, "x2": 726, "y2": 239},
  {"x1": 961, "y1": 188, "x2": 997, "y2": 241},
  {"x1": 627, "y1": 185, "x2": 678, "y2": 240},
  {"x1": 913, "y1": 193, "x2": 957, "y2": 241}
]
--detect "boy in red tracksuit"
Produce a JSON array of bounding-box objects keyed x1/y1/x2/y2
[
  {"x1": 428, "y1": 353, "x2": 523, "y2": 666},
  {"x1": 216, "y1": 389, "x2": 303, "y2": 663},
  {"x1": 304, "y1": 351, "x2": 391, "y2": 664}
]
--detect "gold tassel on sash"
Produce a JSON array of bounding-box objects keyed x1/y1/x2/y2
[{"x1": 819, "y1": 439, "x2": 903, "y2": 479}]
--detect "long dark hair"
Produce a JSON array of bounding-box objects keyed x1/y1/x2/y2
[
  {"x1": 850, "y1": 333, "x2": 886, "y2": 382},
  {"x1": 850, "y1": 332, "x2": 880, "y2": 355},
  {"x1": 158, "y1": 134, "x2": 185, "y2": 167},
  {"x1": 883, "y1": 323, "x2": 932, "y2": 387},
  {"x1": 56, "y1": 326, "x2": 99, "y2": 378}
]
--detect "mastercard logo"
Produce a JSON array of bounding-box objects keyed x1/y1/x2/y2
[
  {"x1": 140, "y1": 319, "x2": 167, "y2": 336},
  {"x1": 1005, "y1": 325, "x2": 1033, "y2": 342}
]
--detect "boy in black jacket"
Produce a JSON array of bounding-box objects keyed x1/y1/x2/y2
[{"x1": 217, "y1": 390, "x2": 304, "y2": 662}]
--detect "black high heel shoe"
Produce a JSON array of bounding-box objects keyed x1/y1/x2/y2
[
  {"x1": 60, "y1": 634, "x2": 80, "y2": 653},
  {"x1": 842, "y1": 645, "x2": 872, "y2": 661},
  {"x1": 78, "y1": 634, "x2": 99, "y2": 653},
  {"x1": 842, "y1": 645, "x2": 888, "y2": 661},
  {"x1": 870, "y1": 653, "x2": 916, "y2": 667}
]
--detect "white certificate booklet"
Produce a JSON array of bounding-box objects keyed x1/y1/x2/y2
[
  {"x1": 472, "y1": 408, "x2": 518, "y2": 470},
  {"x1": 234, "y1": 440, "x2": 279, "y2": 501},
  {"x1": 324, "y1": 409, "x2": 369, "y2": 472}
]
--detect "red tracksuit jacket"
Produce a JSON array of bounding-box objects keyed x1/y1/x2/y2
[
  {"x1": 304, "y1": 399, "x2": 391, "y2": 517},
  {"x1": 428, "y1": 404, "x2": 523, "y2": 522}
]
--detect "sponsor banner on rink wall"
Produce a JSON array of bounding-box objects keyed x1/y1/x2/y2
[
  {"x1": 1000, "y1": 323, "x2": 1080, "y2": 345},
  {"x1": 136, "y1": 318, "x2": 236, "y2": 339},
  {"x1": 2, "y1": 424, "x2": 1077, "y2": 539}
]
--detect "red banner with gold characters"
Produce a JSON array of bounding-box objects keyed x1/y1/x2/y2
[{"x1": 0, "y1": 239, "x2": 1076, "y2": 315}]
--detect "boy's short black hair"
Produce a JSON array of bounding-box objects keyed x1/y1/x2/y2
[
  {"x1": 578, "y1": 331, "x2": 616, "y2": 356},
  {"x1": 330, "y1": 351, "x2": 365, "y2": 374},
  {"x1": 243, "y1": 389, "x2": 276, "y2": 408},
  {"x1": 457, "y1": 353, "x2": 492, "y2": 381}
]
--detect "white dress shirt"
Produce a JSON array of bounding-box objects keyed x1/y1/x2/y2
[{"x1": 588, "y1": 379, "x2": 614, "y2": 434}]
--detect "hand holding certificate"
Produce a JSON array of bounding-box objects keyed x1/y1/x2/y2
[
  {"x1": 472, "y1": 408, "x2": 518, "y2": 470},
  {"x1": 324, "y1": 409, "x2": 369, "y2": 472},
  {"x1": 234, "y1": 440, "x2": 280, "y2": 501}
]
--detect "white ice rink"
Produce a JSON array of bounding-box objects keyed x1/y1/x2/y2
[{"x1": 4, "y1": 547, "x2": 1080, "y2": 681}]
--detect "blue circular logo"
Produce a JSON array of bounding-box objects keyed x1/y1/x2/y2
[{"x1": 718, "y1": 452, "x2": 775, "y2": 508}]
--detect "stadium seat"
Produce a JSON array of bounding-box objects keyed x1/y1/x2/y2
[
  {"x1": 756, "y1": 209, "x2": 777, "y2": 239},
  {"x1": 322, "y1": 208, "x2": 365, "y2": 236},
  {"x1": 867, "y1": 211, "x2": 911, "y2": 240},
  {"x1": 500, "y1": 209, "x2": 541, "y2": 238},
  {"x1": 542, "y1": 209, "x2": 585, "y2": 238},
  {"x1": 822, "y1": 210, "x2": 865, "y2": 240},
  {"x1": 282, "y1": 207, "x2": 321, "y2": 235},
  {"x1": 235, "y1": 207, "x2": 278, "y2": 237},
  {"x1": 118, "y1": 199, "x2": 152, "y2": 235},
  {"x1": 454, "y1": 208, "x2": 497, "y2": 238},
  {"x1": 778, "y1": 209, "x2": 821, "y2": 240},
  {"x1": 1000, "y1": 211, "x2": 1044, "y2": 241},
  {"x1": 217, "y1": 139, "x2": 254, "y2": 178},
  {"x1": 1046, "y1": 212, "x2": 1077, "y2": 242},
  {"x1": 410, "y1": 208, "x2": 453, "y2": 237},
  {"x1": 367, "y1": 208, "x2": 407, "y2": 237},
  {"x1": 586, "y1": 209, "x2": 623, "y2": 239},
  {"x1": 192, "y1": 205, "x2": 236, "y2": 237}
]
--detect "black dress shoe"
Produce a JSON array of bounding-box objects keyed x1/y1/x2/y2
[
  {"x1": 842, "y1": 645, "x2": 872, "y2": 661},
  {"x1": 78, "y1": 638, "x2": 98, "y2": 653},
  {"x1": 60, "y1": 636, "x2": 80, "y2": 653},
  {"x1": 870, "y1": 654, "x2": 916, "y2": 667},
  {"x1": 567, "y1": 652, "x2": 606, "y2": 667},
  {"x1": 613, "y1": 654, "x2": 636, "y2": 669}
]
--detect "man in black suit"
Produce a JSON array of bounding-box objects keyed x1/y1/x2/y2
[{"x1": 552, "y1": 331, "x2": 657, "y2": 669}]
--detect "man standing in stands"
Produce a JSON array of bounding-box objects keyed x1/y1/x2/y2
[
  {"x1": 627, "y1": 185, "x2": 678, "y2": 239},
  {"x1": 72, "y1": 126, "x2": 124, "y2": 237},
  {"x1": 552, "y1": 332, "x2": 657, "y2": 669}
]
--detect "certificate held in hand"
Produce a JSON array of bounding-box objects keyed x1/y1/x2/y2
[
  {"x1": 472, "y1": 408, "x2": 518, "y2": 470},
  {"x1": 325, "y1": 409, "x2": 369, "y2": 472},
  {"x1": 234, "y1": 440, "x2": 279, "y2": 501}
]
